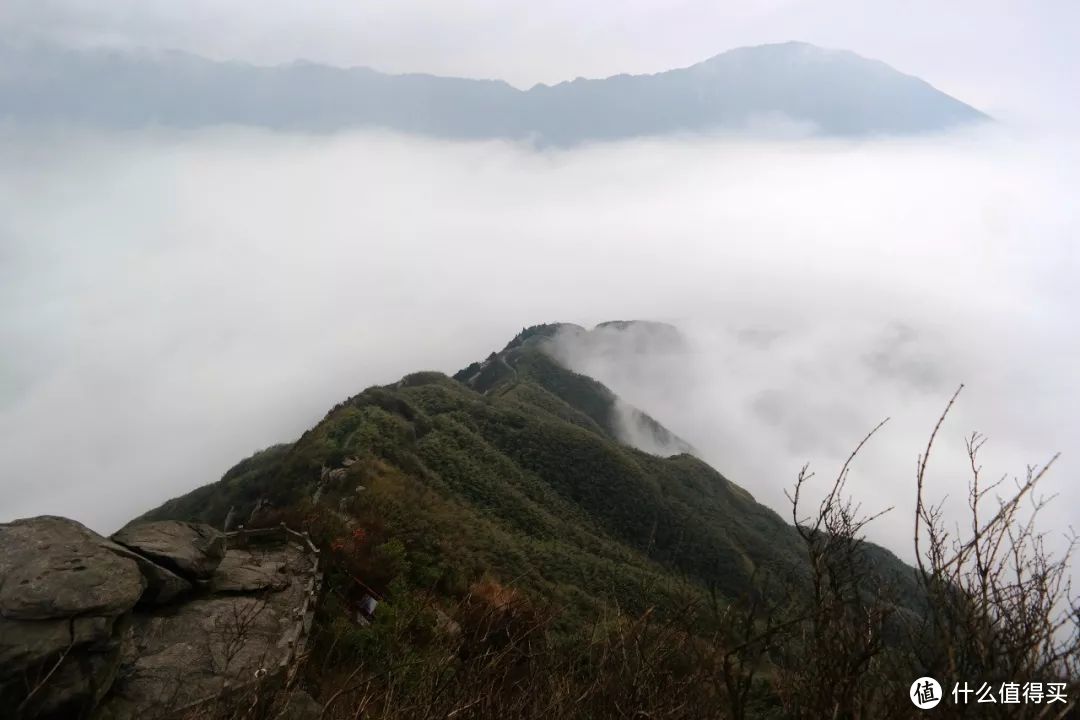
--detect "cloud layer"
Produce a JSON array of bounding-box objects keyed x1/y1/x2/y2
[{"x1": 1, "y1": 126, "x2": 1076, "y2": 561}]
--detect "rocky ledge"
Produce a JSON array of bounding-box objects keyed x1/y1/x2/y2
[{"x1": 0, "y1": 516, "x2": 321, "y2": 720}]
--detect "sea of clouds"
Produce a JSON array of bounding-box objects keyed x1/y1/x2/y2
[{"x1": 1, "y1": 125, "x2": 1075, "y2": 565}]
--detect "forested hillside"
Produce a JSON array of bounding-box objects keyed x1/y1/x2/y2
[
  {"x1": 142, "y1": 324, "x2": 919, "y2": 620},
  {"x1": 134, "y1": 324, "x2": 1075, "y2": 718}
]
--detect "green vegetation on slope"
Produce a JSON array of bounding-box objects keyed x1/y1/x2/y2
[
  {"x1": 131, "y1": 326, "x2": 1075, "y2": 718},
  {"x1": 143, "y1": 327, "x2": 918, "y2": 627}
]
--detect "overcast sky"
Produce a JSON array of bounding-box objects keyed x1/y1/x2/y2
[{"x1": 1, "y1": 0, "x2": 1077, "y2": 123}]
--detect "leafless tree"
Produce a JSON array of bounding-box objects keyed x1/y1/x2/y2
[{"x1": 906, "y1": 386, "x2": 1077, "y2": 718}]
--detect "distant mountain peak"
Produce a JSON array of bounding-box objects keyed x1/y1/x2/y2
[{"x1": 0, "y1": 41, "x2": 988, "y2": 142}]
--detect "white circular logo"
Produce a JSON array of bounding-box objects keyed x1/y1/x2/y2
[{"x1": 910, "y1": 677, "x2": 942, "y2": 709}]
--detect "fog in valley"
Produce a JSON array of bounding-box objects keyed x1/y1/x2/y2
[{"x1": 1, "y1": 123, "x2": 1076, "y2": 565}]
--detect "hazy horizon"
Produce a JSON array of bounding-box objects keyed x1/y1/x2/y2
[
  {"x1": 4, "y1": 0, "x2": 1079, "y2": 125},
  {"x1": 0, "y1": 36, "x2": 976, "y2": 89}
]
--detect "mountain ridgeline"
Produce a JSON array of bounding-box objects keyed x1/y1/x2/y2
[
  {"x1": 2, "y1": 41, "x2": 987, "y2": 143},
  {"x1": 142, "y1": 322, "x2": 919, "y2": 626}
]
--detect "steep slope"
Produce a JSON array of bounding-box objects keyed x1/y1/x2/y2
[
  {"x1": 454, "y1": 323, "x2": 695, "y2": 455},
  {"x1": 140, "y1": 323, "x2": 918, "y2": 628},
  {"x1": 0, "y1": 41, "x2": 986, "y2": 142}
]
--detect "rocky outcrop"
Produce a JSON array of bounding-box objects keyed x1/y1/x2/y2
[
  {"x1": 0, "y1": 517, "x2": 146, "y2": 620},
  {"x1": 0, "y1": 517, "x2": 143, "y2": 719},
  {"x1": 0, "y1": 615, "x2": 114, "y2": 674},
  {"x1": 211, "y1": 551, "x2": 289, "y2": 593},
  {"x1": 111, "y1": 521, "x2": 226, "y2": 582},
  {"x1": 0, "y1": 516, "x2": 321, "y2": 720},
  {"x1": 123, "y1": 554, "x2": 191, "y2": 606},
  {"x1": 96, "y1": 532, "x2": 319, "y2": 720},
  {"x1": 30, "y1": 636, "x2": 125, "y2": 718}
]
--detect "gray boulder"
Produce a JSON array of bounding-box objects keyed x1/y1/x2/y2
[
  {"x1": 126, "y1": 554, "x2": 192, "y2": 606},
  {"x1": 0, "y1": 612, "x2": 127, "y2": 720},
  {"x1": 0, "y1": 615, "x2": 114, "y2": 671},
  {"x1": 111, "y1": 521, "x2": 226, "y2": 582},
  {"x1": 0, "y1": 516, "x2": 146, "y2": 620},
  {"x1": 19, "y1": 634, "x2": 124, "y2": 719},
  {"x1": 211, "y1": 552, "x2": 289, "y2": 593},
  {"x1": 0, "y1": 514, "x2": 318, "y2": 720},
  {"x1": 81, "y1": 536, "x2": 192, "y2": 607}
]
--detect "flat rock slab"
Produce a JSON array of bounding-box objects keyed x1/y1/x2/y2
[
  {"x1": 211, "y1": 551, "x2": 290, "y2": 593},
  {"x1": 112, "y1": 521, "x2": 226, "y2": 582},
  {"x1": 0, "y1": 516, "x2": 145, "y2": 620}
]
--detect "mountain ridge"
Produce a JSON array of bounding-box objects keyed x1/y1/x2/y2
[
  {"x1": 0, "y1": 40, "x2": 988, "y2": 143},
  {"x1": 5, "y1": 322, "x2": 1072, "y2": 720},
  {"x1": 136, "y1": 321, "x2": 921, "y2": 629}
]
